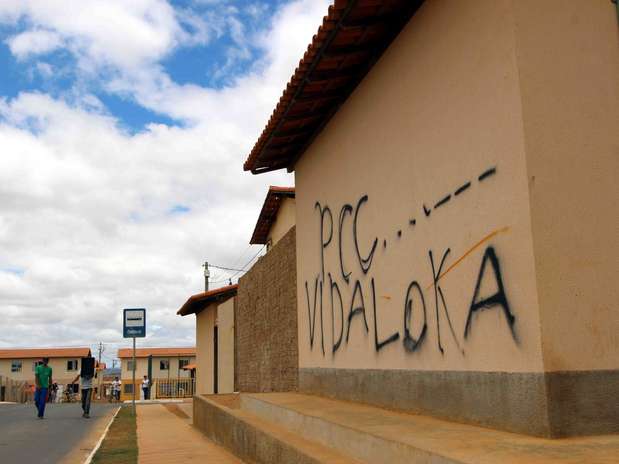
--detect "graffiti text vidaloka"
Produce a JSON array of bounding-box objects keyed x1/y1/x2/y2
[{"x1": 304, "y1": 167, "x2": 517, "y2": 357}]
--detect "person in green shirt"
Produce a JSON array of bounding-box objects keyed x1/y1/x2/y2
[{"x1": 34, "y1": 358, "x2": 52, "y2": 419}]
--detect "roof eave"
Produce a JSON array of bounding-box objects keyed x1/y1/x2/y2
[
  {"x1": 243, "y1": 0, "x2": 426, "y2": 174},
  {"x1": 177, "y1": 285, "x2": 238, "y2": 316}
]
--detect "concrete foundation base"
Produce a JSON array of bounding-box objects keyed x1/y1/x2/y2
[
  {"x1": 193, "y1": 392, "x2": 619, "y2": 464},
  {"x1": 299, "y1": 367, "x2": 619, "y2": 437}
]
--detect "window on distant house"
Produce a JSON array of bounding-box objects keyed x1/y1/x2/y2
[
  {"x1": 126, "y1": 360, "x2": 134, "y2": 371},
  {"x1": 179, "y1": 359, "x2": 189, "y2": 369},
  {"x1": 11, "y1": 360, "x2": 22, "y2": 372},
  {"x1": 67, "y1": 359, "x2": 79, "y2": 371},
  {"x1": 160, "y1": 359, "x2": 169, "y2": 371},
  {"x1": 33, "y1": 361, "x2": 43, "y2": 371},
  {"x1": 124, "y1": 383, "x2": 133, "y2": 394}
]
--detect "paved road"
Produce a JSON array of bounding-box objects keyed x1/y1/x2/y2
[{"x1": 0, "y1": 402, "x2": 118, "y2": 464}]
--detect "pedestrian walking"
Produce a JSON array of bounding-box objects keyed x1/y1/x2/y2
[
  {"x1": 34, "y1": 358, "x2": 52, "y2": 419},
  {"x1": 49, "y1": 382, "x2": 58, "y2": 403},
  {"x1": 111, "y1": 377, "x2": 121, "y2": 402},
  {"x1": 71, "y1": 370, "x2": 94, "y2": 418},
  {"x1": 142, "y1": 375, "x2": 150, "y2": 400}
]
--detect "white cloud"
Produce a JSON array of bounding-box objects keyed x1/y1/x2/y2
[
  {"x1": 0, "y1": 0, "x2": 196, "y2": 72},
  {"x1": 35, "y1": 62, "x2": 55, "y2": 78},
  {"x1": 0, "y1": 0, "x2": 330, "y2": 362},
  {"x1": 6, "y1": 29, "x2": 63, "y2": 59},
  {"x1": 106, "y1": 0, "x2": 329, "y2": 128}
]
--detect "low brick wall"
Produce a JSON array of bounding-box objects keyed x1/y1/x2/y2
[
  {"x1": 236, "y1": 226, "x2": 298, "y2": 392},
  {"x1": 193, "y1": 394, "x2": 323, "y2": 464}
]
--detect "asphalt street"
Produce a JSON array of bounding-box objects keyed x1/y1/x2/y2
[{"x1": 0, "y1": 402, "x2": 118, "y2": 464}]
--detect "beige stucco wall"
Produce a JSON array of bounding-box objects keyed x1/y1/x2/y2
[
  {"x1": 196, "y1": 302, "x2": 217, "y2": 395},
  {"x1": 296, "y1": 0, "x2": 546, "y2": 374},
  {"x1": 217, "y1": 297, "x2": 235, "y2": 393},
  {"x1": 267, "y1": 197, "x2": 296, "y2": 249},
  {"x1": 195, "y1": 298, "x2": 235, "y2": 394},
  {"x1": 295, "y1": 0, "x2": 618, "y2": 375},
  {"x1": 511, "y1": 0, "x2": 619, "y2": 372},
  {"x1": 0, "y1": 358, "x2": 83, "y2": 384}
]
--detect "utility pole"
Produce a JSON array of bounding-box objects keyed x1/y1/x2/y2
[
  {"x1": 97, "y1": 342, "x2": 105, "y2": 399},
  {"x1": 132, "y1": 336, "x2": 136, "y2": 415},
  {"x1": 203, "y1": 261, "x2": 210, "y2": 291}
]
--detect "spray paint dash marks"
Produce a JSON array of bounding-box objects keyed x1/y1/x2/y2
[
  {"x1": 454, "y1": 182, "x2": 471, "y2": 196},
  {"x1": 478, "y1": 167, "x2": 496, "y2": 182},
  {"x1": 434, "y1": 194, "x2": 451, "y2": 209}
]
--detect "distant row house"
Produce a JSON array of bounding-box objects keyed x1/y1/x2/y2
[
  {"x1": 0, "y1": 346, "x2": 197, "y2": 403},
  {"x1": 0, "y1": 347, "x2": 92, "y2": 386},
  {"x1": 0, "y1": 347, "x2": 93, "y2": 402},
  {"x1": 116, "y1": 347, "x2": 196, "y2": 401}
]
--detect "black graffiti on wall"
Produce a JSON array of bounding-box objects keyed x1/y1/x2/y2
[
  {"x1": 371, "y1": 278, "x2": 400, "y2": 351},
  {"x1": 347, "y1": 279, "x2": 369, "y2": 343},
  {"x1": 418, "y1": 166, "x2": 496, "y2": 221},
  {"x1": 464, "y1": 246, "x2": 516, "y2": 341},
  {"x1": 403, "y1": 281, "x2": 427, "y2": 352},
  {"x1": 429, "y1": 249, "x2": 463, "y2": 354},
  {"x1": 353, "y1": 195, "x2": 377, "y2": 274},
  {"x1": 328, "y1": 273, "x2": 344, "y2": 353},
  {"x1": 304, "y1": 166, "x2": 517, "y2": 358},
  {"x1": 338, "y1": 205, "x2": 353, "y2": 283}
]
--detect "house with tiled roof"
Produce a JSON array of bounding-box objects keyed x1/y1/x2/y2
[
  {"x1": 178, "y1": 286, "x2": 237, "y2": 396},
  {"x1": 250, "y1": 186, "x2": 295, "y2": 251},
  {"x1": 116, "y1": 346, "x2": 196, "y2": 401},
  {"x1": 177, "y1": 186, "x2": 299, "y2": 398},
  {"x1": 0, "y1": 347, "x2": 92, "y2": 387}
]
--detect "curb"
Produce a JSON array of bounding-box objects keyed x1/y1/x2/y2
[{"x1": 83, "y1": 406, "x2": 121, "y2": 464}]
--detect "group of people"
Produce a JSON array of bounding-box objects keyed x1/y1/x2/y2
[
  {"x1": 34, "y1": 358, "x2": 152, "y2": 420},
  {"x1": 34, "y1": 357, "x2": 97, "y2": 419},
  {"x1": 108, "y1": 375, "x2": 150, "y2": 401}
]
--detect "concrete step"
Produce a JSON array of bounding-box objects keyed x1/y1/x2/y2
[
  {"x1": 238, "y1": 392, "x2": 619, "y2": 464},
  {"x1": 193, "y1": 394, "x2": 363, "y2": 464}
]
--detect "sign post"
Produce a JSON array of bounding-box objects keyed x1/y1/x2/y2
[{"x1": 123, "y1": 308, "x2": 146, "y2": 415}]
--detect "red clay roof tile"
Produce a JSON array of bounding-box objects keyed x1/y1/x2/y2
[
  {"x1": 177, "y1": 284, "x2": 238, "y2": 316},
  {"x1": 0, "y1": 347, "x2": 92, "y2": 359},
  {"x1": 117, "y1": 347, "x2": 196, "y2": 358},
  {"x1": 244, "y1": 0, "x2": 424, "y2": 174},
  {"x1": 250, "y1": 186, "x2": 295, "y2": 245}
]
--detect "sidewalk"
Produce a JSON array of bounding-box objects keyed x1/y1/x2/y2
[{"x1": 136, "y1": 402, "x2": 243, "y2": 464}]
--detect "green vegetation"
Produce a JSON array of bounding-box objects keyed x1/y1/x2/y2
[{"x1": 92, "y1": 406, "x2": 138, "y2": 464}]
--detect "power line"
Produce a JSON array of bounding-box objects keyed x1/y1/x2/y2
[
  {"x1": 230, "y1": 244, "x2": 253, "y2": 268},
  {"x1": 208, "y1": 245, "x2": 266, "y2": 284},
  {"x1": 209, "y1": 245, "x2": 266, "y2": 276},
  {"x1": 228, "y1": 245, "x2": 266, "y2": 279},
  {"x1": 209, "y1": 264, "x2": 246, "y2": 272}
]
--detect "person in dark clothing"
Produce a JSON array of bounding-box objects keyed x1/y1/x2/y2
[{"x1": 71, "y1": 371, "x2": 94, "y2": 418}]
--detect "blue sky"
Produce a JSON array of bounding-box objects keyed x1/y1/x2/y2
[
  {"x1": 0, "y1": 0, "x2": 297, "y2": 132},
  {"x1": 0, "y1": 0, "x2": 329, "y2": 363}
]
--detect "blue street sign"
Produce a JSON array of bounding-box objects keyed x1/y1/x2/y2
[{"x1": 123, "y1": 308, "x2": 146, "y2": 338}]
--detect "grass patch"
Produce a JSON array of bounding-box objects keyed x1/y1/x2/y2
[{"x1": 92, "y1": 406, "x2": 138, "y2": 464}]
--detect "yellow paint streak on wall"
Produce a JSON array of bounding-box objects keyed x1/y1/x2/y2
[{"x1": 425, "y1": 226, "x2": 510, "y2": 291}]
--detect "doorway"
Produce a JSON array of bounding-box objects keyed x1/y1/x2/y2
[{"x1": 213, "y1": 325, "x2": 218, "y2": 394}]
